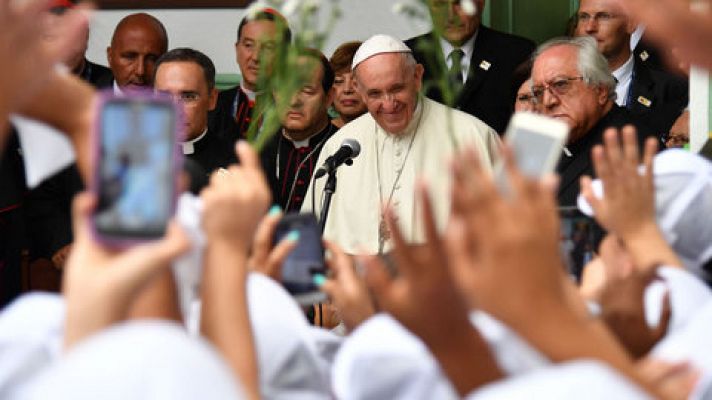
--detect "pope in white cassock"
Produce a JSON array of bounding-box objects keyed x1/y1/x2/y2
[{"x1": 303, "y1": 34, "x2": 501, "y2": 254}]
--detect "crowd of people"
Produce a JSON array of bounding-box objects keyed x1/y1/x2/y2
[{"x1": 1, "y1": 0, "x2": 712, "y2": 398}]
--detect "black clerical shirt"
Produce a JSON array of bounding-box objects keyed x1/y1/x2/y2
[{"x1": 260, "y1": 123, "x2": 338, "y2": 212}]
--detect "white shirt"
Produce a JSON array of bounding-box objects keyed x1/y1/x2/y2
[
  {"x1": 302, "y1": 97, "x2": 500, "y2": 254},
  {"x1": 612, "y1": 55, "x2": 635, "y2": 107},
  {"x1": 630, "y1": 25, "x2": 645, "y2": 50},
  {"x1": 439, "y1": 31, "x2": 478, "y2": 84},
  {"x1": 112, "y1": 80, "x2": 124, "y2": 96}
]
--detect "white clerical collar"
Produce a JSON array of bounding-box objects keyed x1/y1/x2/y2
[
  {"x1": 439, "y1": 30, "x2": 477, "y2": 75},
  {"x1": 282, "y1": 124, "x2": 327, "y2": 148},
  {"x1": 612, "y1": 54, "x2": 635, "y2": 106},
  {"x1": 630, "y1": 25, "x2": 645, "y2": 50},
  {"x1": 181, "y1": 128, "x2": 208, "y2": 155},
  {"x1": 240, "y1": 81, "x2": 258, "y2": 101}
]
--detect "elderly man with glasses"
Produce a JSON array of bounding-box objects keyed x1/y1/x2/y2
[{"x1": 530, "y1": 36, "x2": 657, "y2": 206}]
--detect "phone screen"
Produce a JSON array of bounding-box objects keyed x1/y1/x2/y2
[
  {"x1": 511, "y1": 127, "x2": 562, "y2": 178},
  {"x1": 94, "y1": 99, "x2": 176, "y2": 239},
  {"x1": 274, "y1": 213, "x2": 327, "y2": 305},
  {"x1": 559, "y1": 207, "x2": 601, "y2": 281}
]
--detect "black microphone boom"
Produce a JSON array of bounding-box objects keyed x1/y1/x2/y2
[{"x1": 314, "y1": 139, "x2": 361, "y2": 178}]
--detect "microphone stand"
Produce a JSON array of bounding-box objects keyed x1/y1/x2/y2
[{"x1": 317, "y1": 158, "x2": 353, "y2": 234}]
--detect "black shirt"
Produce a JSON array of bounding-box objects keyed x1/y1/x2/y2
[
  {"x1": 260, "y1": 123, "x2": 338, "y2": 212},
  {"x1": 556, "y1": 106, "x2": 658, "y2": 206}
]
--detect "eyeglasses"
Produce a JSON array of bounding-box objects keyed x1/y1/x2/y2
[
  {"x1": 516, "y1": 93, "x2": 533, "y2": 103},
  {"x1": 577, "y1": 12, "x2": 620, "y2": 25},
  {"x1": 158, "y1": 91, "x2": 201, "y2": 104},
  {"x1": 530, "y1": 76, "x2": 584, "y2": 103}
]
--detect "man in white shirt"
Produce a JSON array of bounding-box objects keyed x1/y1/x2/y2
[
  {"x1": 574, "y1": 0, "x2": 687, "y2": 134},
  {"x1": 303, "y1": 34, "x2": 500, "y2": 255}
]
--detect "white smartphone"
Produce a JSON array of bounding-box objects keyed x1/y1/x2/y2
[{"x1": 495, "y1": 112, "x2": 569, "y2": 190}]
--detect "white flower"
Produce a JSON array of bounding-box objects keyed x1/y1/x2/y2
[
  {"x1": 303, "y1": 0, "x2": 321, "y2": 13},
  {"x1": 245, "y1": 1, "x2": 267, "y2": 19},
  {"x1": 281, "y1": 0, "x2": 301, "y2": 17},
  {"x1": 392, "y1": 2, "x2": 406, "y2": 14},
  {"x1": 302, "y1": 29, "x2": 317, "y2": 43},
  {"x1": 461, "y1": 0, "x2": 477, "y2": 16}
]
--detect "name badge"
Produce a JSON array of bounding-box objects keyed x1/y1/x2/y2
[
  {"x1": 479, "y1": 60, "x2": 491, "y2": 71},
  {"x1": 637, "y1": 96, "x2": 652, "y2": 108}
]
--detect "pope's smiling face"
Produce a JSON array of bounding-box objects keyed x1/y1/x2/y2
[{"x1": 354, "y1": 53, "x2": 424, "y2": 135}]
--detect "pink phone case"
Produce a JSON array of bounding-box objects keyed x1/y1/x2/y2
[{"x1": 90, "y1": 89, "x2": 185, "y2": 248}]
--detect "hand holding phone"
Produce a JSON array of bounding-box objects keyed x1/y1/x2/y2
[
  {"x1": 495, "y1": 112, "x2": 569, "y2": 192},
  {"x1": 273, "y1": 213, "x2": 327, "y2": 306}
]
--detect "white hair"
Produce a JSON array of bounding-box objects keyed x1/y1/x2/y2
[{"x1": 534, "y1": 36, "x2": 617, "y2": 100}]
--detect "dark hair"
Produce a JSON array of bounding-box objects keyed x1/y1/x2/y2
[
  {"x1": 509, "y1": 58, "x2": 533, "y2": 111},
  {"x1": 329, "y1": 41, "x2": 362, "y2": 73},
  {"x1": 237, "y1": 9, "x2": 292, "y2": 43},
  {"x1": 301, "y1": 48, "x2": 335, "y2": 93},
  {"x1": 154, "y1": 47, "x2": 216, "y2": 89}
]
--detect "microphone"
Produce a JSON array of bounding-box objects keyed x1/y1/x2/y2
[{"x1": 314, "y1": 139, "x2": 361, "y2": 178}]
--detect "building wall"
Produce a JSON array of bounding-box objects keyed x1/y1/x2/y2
[{"x1": 85, "y1": 1, "x2": 433, "y2": 75}]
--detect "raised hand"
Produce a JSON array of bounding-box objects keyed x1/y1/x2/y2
[
  {"x1": 580, "y1": 126, "x2": 681, "y2": 270},
  {"x1": 318, "y1": 240, "x2": 375, "y2": 332},
  {"x1": 200, "y1": 141, "x2": 271, "y2": 400},
  {"x1": 0, "y1": 0, "x2": 90, "y2": 127},
  {"x1": 201, "y1": 142, "x2": 271, "y2": 250},
  {"x1": 246, "y1": 207, "x2": 298, "y2": 281},
  {"x1": 599, "y1": 267, "x2": 672, "y2": 359},
  {"x1": 363, "y1": 181, "x2": 502, "y2": 396},
  {"x1": 447, "y1": 146, "x2": 567, "y2": 326},
  {"x1": 581, "y1": 127, "x2": 657, "y2": 239},
  {"x1": 445, "y1": 145, "x2": 658, "y2": 395},
  {"x1": 62, "y1": 192, "x2": 190, "y2": 350}
]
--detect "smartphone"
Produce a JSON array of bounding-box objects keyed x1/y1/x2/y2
[
  {"x1": 273, "y1": 213, "x2": 327, "y2": 306},
  {"x1": 559, "y1": 206, "x2": 601, "y2": 282},
  {"x1": 495, "y1": 112, "x2": 569, "y2": 191},
  {"x1": 92, "y1": 91, "x2": 182, "y2": 246}
]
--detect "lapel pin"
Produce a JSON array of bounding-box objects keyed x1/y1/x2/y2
[
  {"x1": 640, "y1": 50, "x2": 649, "y2": 61},
  {"x1": 637, "y1": 96, "x2": 652, "y2": 108},
  {"x1": 479, "y1": 60, "x2": 491, "y2": 71}
]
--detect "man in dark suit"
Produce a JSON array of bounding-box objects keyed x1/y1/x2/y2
[
  {"x1": 531, "y1": 37, "x2": 657, "y2": 206},
  {"x1": 154, "y1": 48, "x2": 237, "y2": 180},
  {"x1": 208, "y1": 8, "x2": 291, "y2": 144},
  {"x1": 575, "y1": 0, "x2": 687, "y2": 136},
  {"x1": 405, "y1": 0, "x2": 535, "y2": 133},
  {"x1": 43, "y1": 0, "x2": 113, "y2": 88}
]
